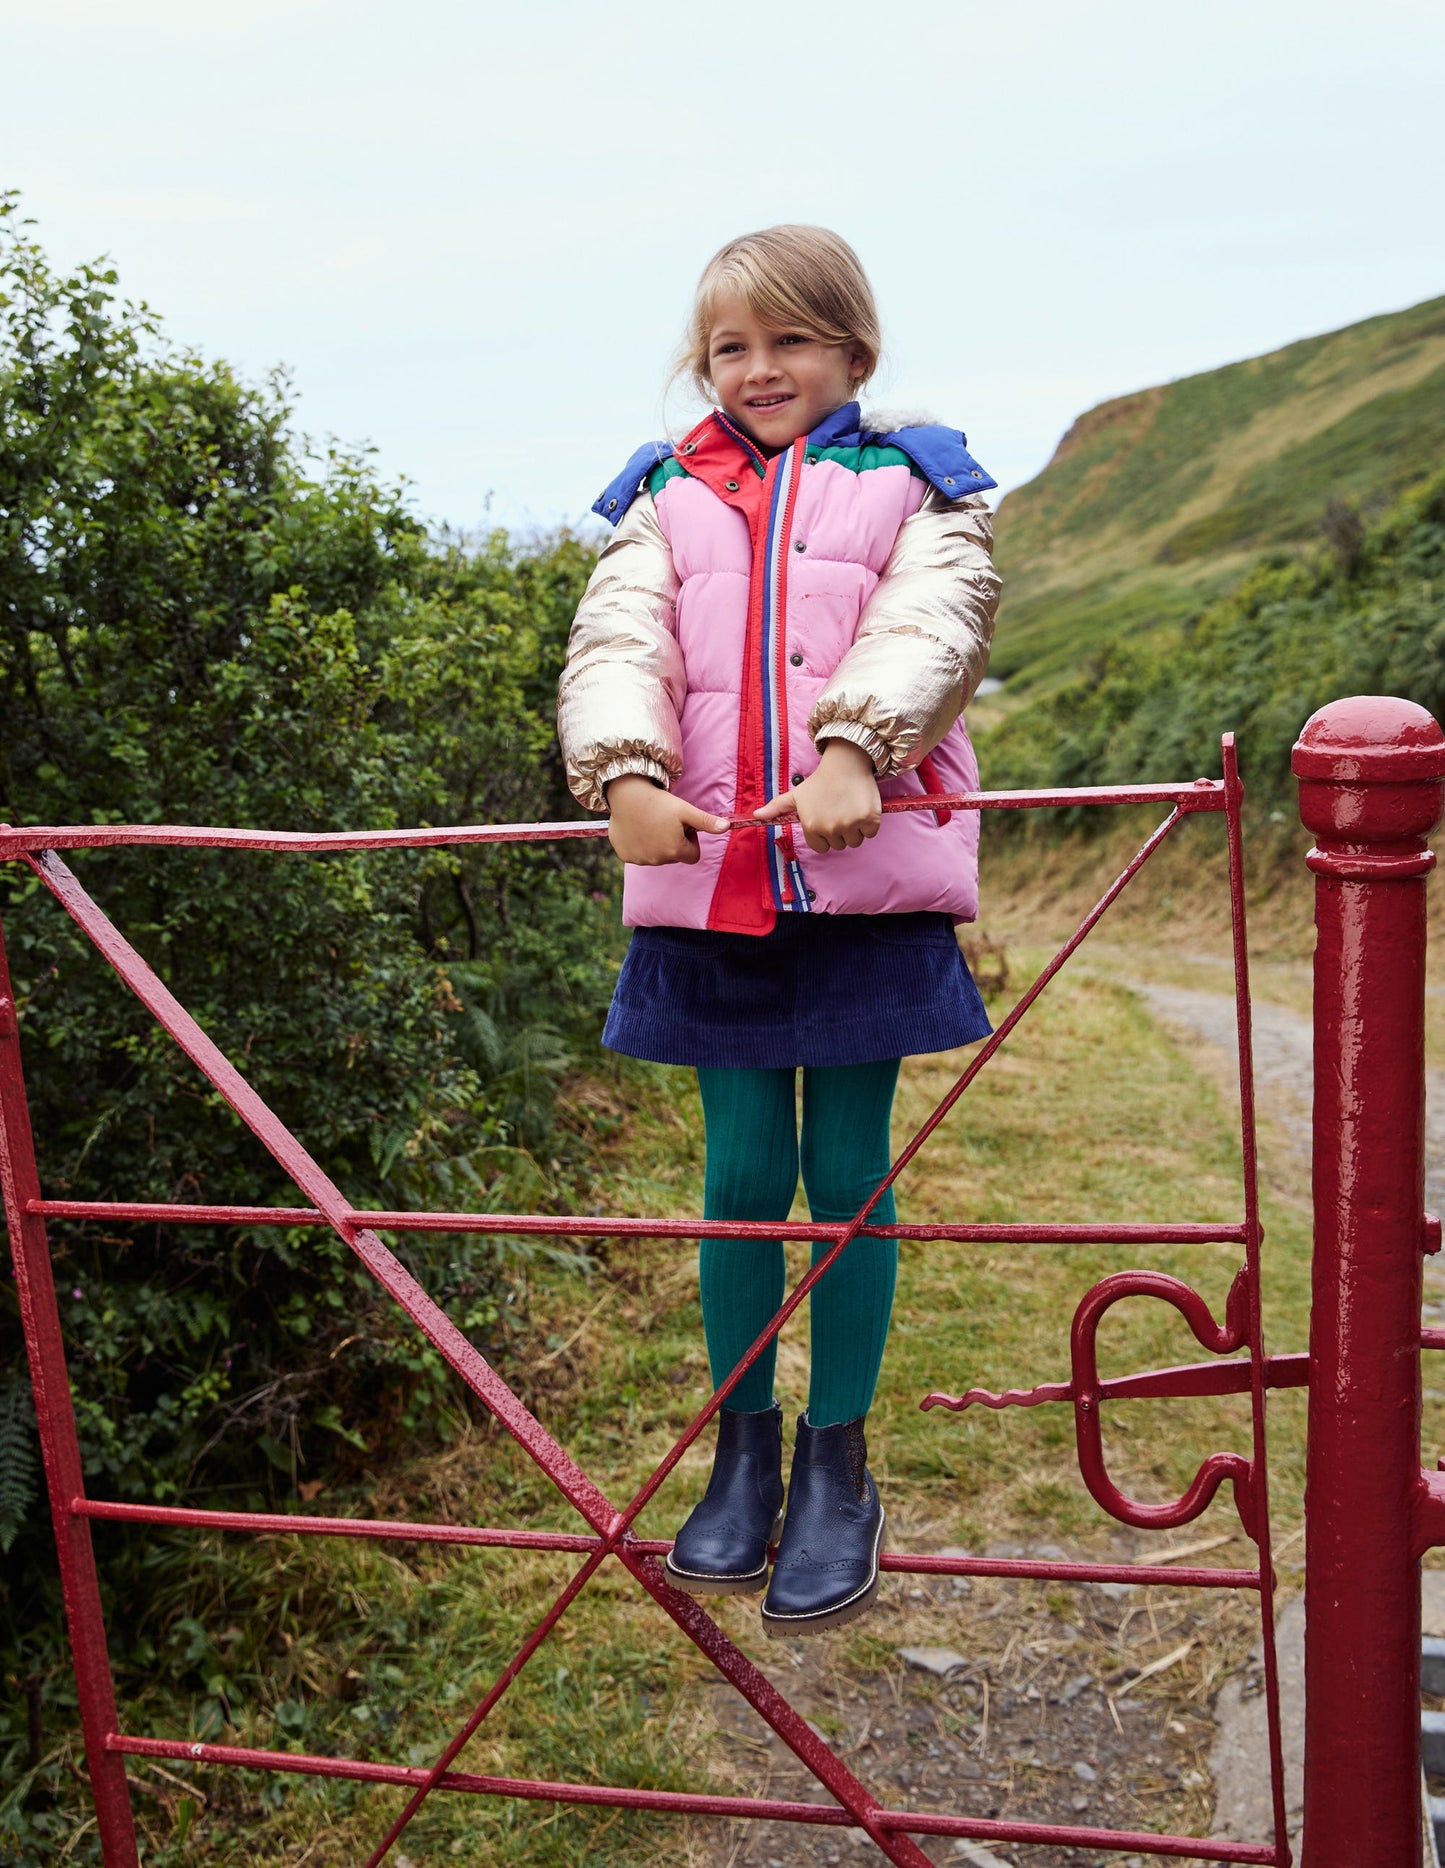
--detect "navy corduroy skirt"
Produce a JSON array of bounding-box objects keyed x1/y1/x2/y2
[{"x1": 602, "y1": 912, "x2": 992, "y2": 1069}]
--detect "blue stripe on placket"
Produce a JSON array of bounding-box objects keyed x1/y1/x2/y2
[{"x1": 760, "y1": 446, "x2": 804, "y2": 913}]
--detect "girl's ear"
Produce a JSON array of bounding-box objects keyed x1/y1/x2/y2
[{"x1": 848, "y1": 348, "x2": 868, "y2": 384}]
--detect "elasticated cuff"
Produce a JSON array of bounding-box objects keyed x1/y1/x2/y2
[{"x1": 813, "y1": 720, "x2": 895, "y2": 778}]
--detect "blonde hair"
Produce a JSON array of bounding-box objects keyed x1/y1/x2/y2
[{"x1": 677, "y1": 225, "x2": 882, "y2": 403}]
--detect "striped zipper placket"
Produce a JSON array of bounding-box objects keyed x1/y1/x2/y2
[
  {"x1": 758, "y1": 439, "x2": 809, "y2": 912},
  {"x1": 711, "y1": 409, "x2": 768, "y2": 474}
]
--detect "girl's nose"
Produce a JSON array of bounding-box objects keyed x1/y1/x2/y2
[{"x1": 746, "y1": 353, "x2": 783, "y2": 383}]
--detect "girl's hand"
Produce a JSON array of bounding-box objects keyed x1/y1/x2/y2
[
  {"x1": 605, "y1": 775, "x2": 729, "y2": 866},
  {"x1": 754, "y1": 739, "x2": 882, "y2": 853}
]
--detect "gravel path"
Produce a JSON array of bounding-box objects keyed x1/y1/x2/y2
[{"x1": 1135, "y1": 982, "x2": 1445, "y2": 1214}]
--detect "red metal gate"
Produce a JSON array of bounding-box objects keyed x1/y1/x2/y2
[{"x1": 7, "y1": 698, "x2": 1439, "y2": 1865}]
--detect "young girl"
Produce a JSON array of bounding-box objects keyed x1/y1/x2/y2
[{"x1": 557, "y1": 226, "x2": 1001, "y2": 1635}]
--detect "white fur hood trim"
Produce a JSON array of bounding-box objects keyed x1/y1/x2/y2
[{"x1": 861, "y1": 407, "x2": 941, "y2": 434}]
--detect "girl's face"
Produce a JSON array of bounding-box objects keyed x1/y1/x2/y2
[{"x1": 706, "y1": 294, "x2": 866, "y2": 451}]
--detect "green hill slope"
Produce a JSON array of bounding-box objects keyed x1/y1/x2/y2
[
  {"x1": 990, "y1": 293, "x2": 1445, "y2": 693},
  {"x1": 982, "y1": 463, "x2": 1445, "y2": 821}
]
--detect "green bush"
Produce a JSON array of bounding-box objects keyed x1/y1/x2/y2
[{"x1": 0, "y1": 193, "x2": 614, "y2": 1735}]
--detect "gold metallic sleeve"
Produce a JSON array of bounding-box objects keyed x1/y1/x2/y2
[
  {"x1": 557, "y1": 495, "x2": 686, "y2": 812},
  {"x1": 807, "y1": 491, "x2": 1001, "y2": 777}
]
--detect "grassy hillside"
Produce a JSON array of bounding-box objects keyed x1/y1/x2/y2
[
  {"x1": 990, "y1": 292, "x2": 1445, "y2": 693},
  {"x1": 981, "y1": 463, "x2": 1445, "y2": 823}
]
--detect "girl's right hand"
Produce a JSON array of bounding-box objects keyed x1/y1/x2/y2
[{"x1": 605, "y1": 776, "x2": 730, "y2": 866}]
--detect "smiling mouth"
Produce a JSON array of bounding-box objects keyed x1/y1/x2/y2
[{"x1": 746, "y1": 394, "x2": 795, "y2": 410}]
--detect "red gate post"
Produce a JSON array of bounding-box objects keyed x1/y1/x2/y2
[
  {"x1": 0, "y1": 923, "x2": 139, "y2": 1865},
  {"x1": 1295, "y1": 696, "x2": 1445, "y2": 1868}
]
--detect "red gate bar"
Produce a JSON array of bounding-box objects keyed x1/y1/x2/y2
[
  {"x1": 25, "y1": 1198, "x2": 1251, "y2": 1245},
  {"x1": 0, "y1": 776, "x2": 1225, "y2": 859},
  {"x1": 1296, "y1": 698, "x2": 1445, "y2": 1868},
  {"x1": 2, "y1": 756, "x2": 1294, "y2": 1865},
  {"x1": 1226, "y1": 708, "x2": 1295, "y2": 1856},
  {"x1": 925, "y1": 1349, "x2": 1309, "y2": 1414},
  {"x1": 71, "y1": 1497, "x2": 1264, "y2": 1587},
  {"x1": 105, "y1": 1733, "x2": 1277, "y2": 1863}
]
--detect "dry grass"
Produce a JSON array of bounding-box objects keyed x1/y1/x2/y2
[{"x1": 117, "y1": 862, "x2": 1334, "y2": 1867}]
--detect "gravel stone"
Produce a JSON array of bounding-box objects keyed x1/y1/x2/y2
[{"x1": 896, "y1": 1645, "x2": 970, "y2": 1677}]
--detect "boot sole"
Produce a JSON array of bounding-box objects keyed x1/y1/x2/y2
[
  {"x1": 663, "y1": 1512, "x2": 786, "y2": 1597},
  {"x1": 759, "y1": 1516, "x2": 886, "y2": 1638}
]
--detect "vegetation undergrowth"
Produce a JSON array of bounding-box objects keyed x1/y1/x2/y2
[
  {"x1": 8, "y1": 886, "x2": 1344, "y2": 1863},
  {"x1": 0, "y1": 192, "x2": 626, "y2": 1841}
]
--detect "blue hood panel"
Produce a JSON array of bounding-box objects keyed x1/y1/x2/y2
[
  {"x1": 593, "y1": 439, "x2": 675, "y2": 527},
  {"x1": 814, "y1": 402, "x2": 997, "y2": 499}
]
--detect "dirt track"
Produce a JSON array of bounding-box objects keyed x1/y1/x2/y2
[{"x1": 1135, "y1": 979, "x2": 1445, "y2": 1212}]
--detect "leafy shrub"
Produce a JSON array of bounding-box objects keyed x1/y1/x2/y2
[{"x1": 0, "y1": 194, "x2": 613, "y2": 1691}]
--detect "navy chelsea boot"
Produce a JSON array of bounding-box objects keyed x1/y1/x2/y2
[
  {"x1": 664, "y1": 1401, "x2": 785, "y2": 1596},
  {"x1": 760, "y1": 1412, "x2": 885, "y2": 1636}
]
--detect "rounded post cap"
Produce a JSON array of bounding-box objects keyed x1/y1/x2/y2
[{"x1": 1292, "y1": 695, "x2": 1445, "y2": 783}]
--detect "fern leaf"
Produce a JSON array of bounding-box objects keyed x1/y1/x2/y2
[{"x1": 0, "y1": 1371, "x2": 40, "y2": 1554}]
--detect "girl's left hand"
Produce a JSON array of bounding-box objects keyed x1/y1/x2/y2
[{"x1": 754, "y1": 739, "x2": 882, "y2": 853}]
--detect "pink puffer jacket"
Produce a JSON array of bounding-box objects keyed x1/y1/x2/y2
[{"x1": 558, "y1": 402, "x2": 1001, "y2": 935}]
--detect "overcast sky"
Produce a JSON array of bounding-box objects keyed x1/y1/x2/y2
[{"x1": 5, "y1": 0, "x2": 1442, "y2": 535}]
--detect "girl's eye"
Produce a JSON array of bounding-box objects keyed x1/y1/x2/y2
[{"x1": 778, "y1": 334, "x2": 810, "y2": 346}]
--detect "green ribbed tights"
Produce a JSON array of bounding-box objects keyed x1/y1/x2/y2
[{"x1": 695, "y1": 1061, "x2": 900, "y2": 1427}]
